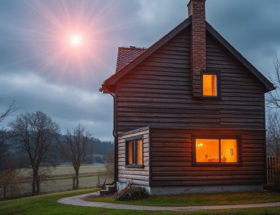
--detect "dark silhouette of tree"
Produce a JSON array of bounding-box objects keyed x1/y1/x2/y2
[
  {"x1": 58, "y1": 125, "x2": 93, "y2": 190},
  {"x1": 268, "y1": 57, "x2": 280, "y2": 108},
  {"x1": 9, "y1": 111, "x2": 60, "y2": 195},
  {"x1": 0, "y1": 99, "x2": 17, "y2": 124},
  {"x1": 105, "y1": 150, "x2": 114, "y2": 177},
  {"x1": 0, "y1": 99, "x2": 17, "y2": 172},
  {"x1": 0, "y1": 169, "x2": 24, "y2": 199},
  {"x1": 0, "y1": 131, "x2": 14, "y2": 173},
  {"x1": 266, "y1": 111, "x2": 280, "y2": 157}
]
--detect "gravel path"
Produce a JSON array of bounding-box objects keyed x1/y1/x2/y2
[{"x1": 58, "y1": 191, "x2": 280, "y2": 212}]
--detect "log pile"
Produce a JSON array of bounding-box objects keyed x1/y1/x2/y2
[{"x1": 114, "y1": 182, "x2": 148, "y2": 201}]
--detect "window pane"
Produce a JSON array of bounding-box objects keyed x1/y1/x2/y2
[
  {"x1": 221, "y1": 139, "x2": 238, "y2": 163},
  {"x1": 137, "y1": 140, "x2": 143, "y2": 165},
  {"x1": 203, "y1": 74, "x2": 217, "y2": 96},
  {"x1": 196, "y1": 139, "x2": 219, "y2": 163},
  {"x1": 128, "y1": 141, "x2": 133, "y2": 164}
]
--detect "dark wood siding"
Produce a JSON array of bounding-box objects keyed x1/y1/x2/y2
[
  {"x1": 150, "y1": 128, "x2": 266, "y2": 186},
  {"x1": 115, "y1": 27, "x2": 265, "y2": 133},
  {"x1": 115, "y1": 25, "x2": 266, "y2": 187},
  {"x1": 117, "y1": 127, "x2": 150, "y2": 186}
]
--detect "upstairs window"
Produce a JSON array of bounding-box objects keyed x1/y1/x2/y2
[
  {"x1": 194, "y1": 138, "x2": 239, "y2": 164},
  {"x1": 202, "y1": 71, "x2": 220, "y2": 97},
  {"x1": 126, "y1": 137, "x2": 143, "y2": 167}
]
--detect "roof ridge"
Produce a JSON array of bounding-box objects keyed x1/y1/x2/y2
[{"x1": 118, "y1": 46, "x2": 147, "y2": 50}]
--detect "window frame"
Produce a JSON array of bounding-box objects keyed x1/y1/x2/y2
[
  {"x1": 192, "y1": 135, "x2": 242, "y2": 167},
  {"x1": 201, "y1": 70, "x2": 221, "y2": 99},
  {"x1": 125, "y1": 135, "x2": 144, "y2": 168}
]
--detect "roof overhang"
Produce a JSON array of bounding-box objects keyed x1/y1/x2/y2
[{"x1": 100, "y1": 18, "x2": 275, "y2": 94}]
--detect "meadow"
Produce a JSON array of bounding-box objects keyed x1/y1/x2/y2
[{"x1": 0, "y1": 164, "x2": 112, "y2": 200}]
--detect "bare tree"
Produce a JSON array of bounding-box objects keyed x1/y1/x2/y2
[
  {"x1": 9, "y1": 111, "x2": 60, "y2": 195},
  {"x1": 0, "y1": 99, "x2": 17, "y2": 124},
  {"x1": 105, "y1": 150, "x2": 114, "y2": 177},
  {"x1": 0, "y1": 130, "x2": 14, "y2": 173},
  {"x1": 268, "y1": 56, "x2": 280, "y2": 108},
  {"x1": 266, "y1": 110, "x2": 280, "y2": 157},
  {"x1": 0, "y1": 169, "x2": 25, "y2": 200},
  {"x1": 0, "y1": 99, "x2": 17, "y2": 172},
  {"x1": 58, "y1": 125, "x2": 93, "y2": 189}
]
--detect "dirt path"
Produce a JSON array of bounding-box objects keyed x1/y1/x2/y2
[{"x1": 58, "y1": 191, "x2": 280, "y2": 212}]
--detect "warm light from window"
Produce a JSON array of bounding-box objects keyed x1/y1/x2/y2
[
  {"x1": 196, "y1": 139, "x2": 219, "y2": 162},
  {"x1": 196, "y1": 138, "x2": 238, "y2": 163},
  {"x1": 221, "y1": 139, "x2": 237, "y2": 163},
  {"x1": 126, "y1": 139, "x2": 143, "y2": 166},
  {"x1": 128, "y1": 141, "x2": 133, "y2": 164},
  {"x1": 137, "y1": 140, "x2": 143, "y2": 165},
  {"x1": 203, "y1": 74, "x2": 217, "y2": 96}
]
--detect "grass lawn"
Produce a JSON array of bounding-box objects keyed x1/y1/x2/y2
[
  {"x1": 0, "y1": 189, "x2": 280, "y2": 215},
  {"x1": 85, "y1": 191, "x2": 280, "y2": 207}
]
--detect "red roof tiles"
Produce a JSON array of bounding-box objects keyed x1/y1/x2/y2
[{"x1": 116, "y1": 46, "x2": 146, "y2": 72}]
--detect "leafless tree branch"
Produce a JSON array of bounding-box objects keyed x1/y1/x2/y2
[
  {"x1": 9, "y1": 111, "x2": 60, "y2": 195},
  {"x1": 0, "y1": 99, "x2": 18, "y2": 123},
  {"x1": 58, "y1": 124, "x2": 93, "y2": 189}
]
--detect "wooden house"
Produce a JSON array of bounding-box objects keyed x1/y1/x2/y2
[{"x1": 100, "y1": 0, "x2": 275, "y2": 195}]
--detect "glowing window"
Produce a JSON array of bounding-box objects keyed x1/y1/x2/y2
[
  {"x1": 196, "y1": 139, "x2": 219, "y2": 163},
  {"x1": 221, "y1": 139, "x2": 238, "y2": 163},
  {"x1": 203, "y1": 74, "x2": 218, "y2": 97},
  {"x1": 137, "y1": 140, "x2": 143, "y2": 165},
  {"x1": 128, "y1": 141, "x2": 133, "y2": 165},
  {"x1": 126, "y1": 138, "x2": 143, "y2": 166},
  {"x1": 195, "y1": 138, "x2": 238, "y2": 163}
]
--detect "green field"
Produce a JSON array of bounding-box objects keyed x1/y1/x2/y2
[
  {"x1": 1, "y1": 189, "x2": 280, "y2": 215},
  {"x1": 18, "y1": 164, "x2": 106, "y2": 177},
  {"x1": 0, "y1": 164, "x2": 111, "y2": 200}
]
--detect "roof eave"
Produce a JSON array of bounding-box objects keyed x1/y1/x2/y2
[{"x1": 102, "y1": 17, "x2": 192, "y2": 87}]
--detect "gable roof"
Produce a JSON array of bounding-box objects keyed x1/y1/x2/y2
[
  {"x1": 100, "y1": 17, "x2": 274, "y2": 93},
  {"x1": 116, "y1": 47, "x2": 146, "y2": 72},
  {"x1": 206, "y1": 22, "x2": 275, "y2": 92}
]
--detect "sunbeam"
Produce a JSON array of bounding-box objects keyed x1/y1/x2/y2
[{"x1": 0, "y1": 0, "x2": 143, "y2": 91}]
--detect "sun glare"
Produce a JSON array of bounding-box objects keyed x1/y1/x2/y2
[{"x1": 70, "y1": 34, "x2": 83, "y2": 47}]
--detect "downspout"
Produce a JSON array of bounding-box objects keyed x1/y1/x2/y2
[{"x1": 109, "y1": 92, "x2": 118, "y2": 188}]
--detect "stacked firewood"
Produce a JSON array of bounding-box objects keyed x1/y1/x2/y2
[{"x1": 114, "y1": 181, "x2": 147, "y2": 201}]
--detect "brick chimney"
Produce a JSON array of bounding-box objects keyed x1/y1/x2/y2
[{"x1": 188, "y1": 0, "x2": 206, "y2": 98}]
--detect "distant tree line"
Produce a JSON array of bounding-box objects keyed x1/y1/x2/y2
[{"x1": 0, "y1": 102, "x2": 113, "y2": 198}]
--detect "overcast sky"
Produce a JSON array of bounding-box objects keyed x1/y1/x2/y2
[{"x1": 0, "y1": 0, "x2": 279, "y2": 141}]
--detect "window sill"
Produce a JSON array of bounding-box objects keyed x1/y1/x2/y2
[
  {"x1": 202, "y1": 96, "x2": 221, "y2": 100},
  {"x1": 125, "y1": 165, "x2": 144, "y2": 169},
  {"x1": 193, "y1": 162, "x2": 242, "y2": 167}
]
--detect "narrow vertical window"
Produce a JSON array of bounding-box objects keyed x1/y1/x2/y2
[
  {"x1": 137, "y1": 140, "x2": 143, "y2": 165},
  {"x1": 128, "y1": 141, "x2": 133, "y2": 165},
  {"x1": 221, "y1": 139, "x2": 238, "y2": 163},
  {"x1": 202, "y1": 71, "x2": 220, "y2": 98},
  {"x1": 126, "y1": 137, "x2": 143, "y2": 167},
  {"x1": 203, "y1": 74, "x2": 217, "y2": 96}
]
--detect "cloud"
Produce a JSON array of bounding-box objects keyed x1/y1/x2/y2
[
  {"x1": 0, "y1": 72, "x2": 113, "y2": 140},
  {"x1": 0, "y1": 0, "x2": 279, "y2": 140}
]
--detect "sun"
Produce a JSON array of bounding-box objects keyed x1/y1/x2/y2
[{"x1": 69, "y1": 34, "x2": 83, "y2": 47}]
